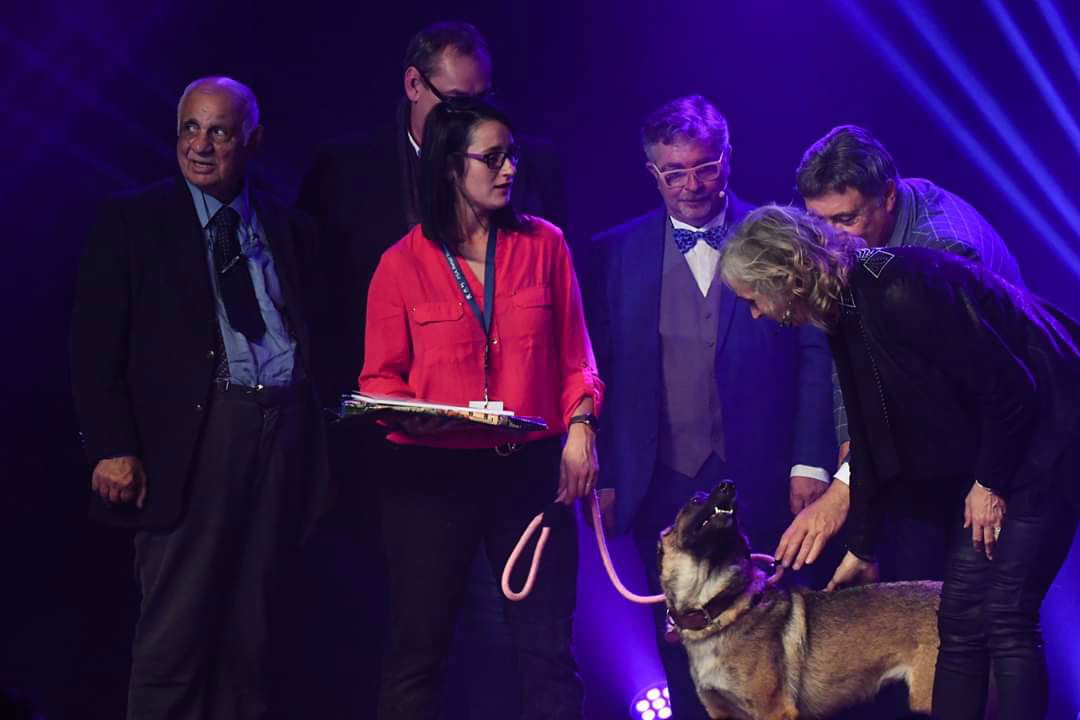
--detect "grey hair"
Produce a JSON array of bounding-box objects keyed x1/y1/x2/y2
[
  {"x1": 640, "y1": 94, "x2": 730, "y2": 160},
  {"x1": 720, "y1": 205, "x2": 863, "y2": 331},
  {"x1": 176, "y1": 76, "x2": 260, "y2": 143}
]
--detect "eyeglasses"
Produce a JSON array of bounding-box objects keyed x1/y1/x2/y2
[
  {"x1": 414, "y1": 66, "x2": 495, "y2": 103},
  {"x1": 650, "y1": 155, "x2": 725, "y2": 189},
  {"x1": 816, "y1": 195, "x2": 885, "y2": 228},
  {"x1": 459, "y1": 145, "x2": 520, "y2": 171}
]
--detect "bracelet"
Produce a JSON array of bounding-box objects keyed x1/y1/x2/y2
[{"x1": 568, "y1": 413, "x2": 599, "y2": 433}]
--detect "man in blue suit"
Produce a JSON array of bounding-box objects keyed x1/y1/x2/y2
[{"x1": 580, "y1": 95, "x2": 836, "y2": 720}]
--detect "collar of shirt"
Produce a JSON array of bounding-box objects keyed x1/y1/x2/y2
[
  {"x1": 669, "y1": 206, "x2": 727, "y2": 297},
  {"x1": 185, "y1": 179, "x2": 260, "y2": 252},
  {"x1": 669, "y1": 204, "x2": 728, "y2": 234},
  {"x1": 885, "y1": 178, "x2": 914, "y2": 248},
  {"x1": 407, "y1": 129, "x2": 421, "y2": 157}
]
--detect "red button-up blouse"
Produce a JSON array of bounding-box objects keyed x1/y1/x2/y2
[{"x1": 359, "y1": 217, "x2": 604, "y2": 448}]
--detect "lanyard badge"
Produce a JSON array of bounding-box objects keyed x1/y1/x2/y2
[{"x1": 441, "y1": 224, "x2": 498, "y2": 406}]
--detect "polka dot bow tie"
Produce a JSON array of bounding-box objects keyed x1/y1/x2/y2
[{"x1": 672, "y1": 226, "x2": 726, "y2": 254}]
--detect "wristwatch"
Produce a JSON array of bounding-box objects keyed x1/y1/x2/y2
[{"x1": 568, "y1": 413, "x2": 599, "y2": 433}]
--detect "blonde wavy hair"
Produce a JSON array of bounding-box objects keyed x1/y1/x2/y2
[{"x1": 719, "y1": 205, "x2": 863, "y2": 331}]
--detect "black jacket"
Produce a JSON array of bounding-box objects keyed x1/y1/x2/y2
[
  {"x1": 70, "y1": 176, "x2": 330, "y2": 530},
  {"x1": 295, "y1": 106, "x2": 568, "y2": 398},
  {"x1": 834, "y1": 247, "x2": 1080, "y2": 557}
]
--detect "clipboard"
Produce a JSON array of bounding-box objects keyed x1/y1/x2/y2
[{"x1": 339, "y1": 392, "x2": 548, "y2": 432}]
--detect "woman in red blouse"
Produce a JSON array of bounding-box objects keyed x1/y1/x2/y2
[{"x1": 360, "y1": 98, "x2": 602, "y2": 720}]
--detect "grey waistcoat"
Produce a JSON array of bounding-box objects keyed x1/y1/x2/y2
[{"x1": 657, "y1": 220, "x2": 725, "y2": 477}]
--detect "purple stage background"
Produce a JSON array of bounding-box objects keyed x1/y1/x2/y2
[{"x1": 2, "y1": 1, "x2": 1078, "y2": 718}]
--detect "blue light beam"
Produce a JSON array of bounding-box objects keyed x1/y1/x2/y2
[
  {"x1": 833, "y1": 0, "x2": 1080, "y2": 279},
  {"x1": 897, "y1": 0, "x2": 1080, "y2": 237},
  {"x1": 1034, "y1": 0, "x2": 1080, "y2": 91},
  {"x1": 985, "y1": 0, "x2": 1080, "y2": 159}
]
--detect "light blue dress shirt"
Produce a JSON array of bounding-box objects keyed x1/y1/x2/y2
[{"x1": 186, "y1": 181, "x2": 298, "y2": 387}]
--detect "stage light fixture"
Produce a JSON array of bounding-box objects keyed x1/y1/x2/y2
[{"x1": 630, "y1": 681, "x2": 670, "y2": 720}]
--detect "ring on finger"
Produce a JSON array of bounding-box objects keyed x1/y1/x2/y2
[{"x1": 993, "y1": 527, "x2": 1002, "y2": 540}]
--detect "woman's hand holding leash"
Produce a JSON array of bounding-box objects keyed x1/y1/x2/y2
[
  {"x1": 558, "y1": 415, "x2": 598, "y2": 505},
  {"x1": 965, "y1": 480, "x2": 1006, "y2": 560}
]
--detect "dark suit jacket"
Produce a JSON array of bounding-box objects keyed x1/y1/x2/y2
[
  {"x1": 581, "y1": 196, "x2": 836, "y2": 535},
  {"x1": 70, "y1": 176, "x2": 330, "y2": 531},
  {"x1": 835, "y1": 247, "x2": 1080, "y2": 557},
  {"x1": 296, "y1": 108, "x2": 568, "y2": 398}
]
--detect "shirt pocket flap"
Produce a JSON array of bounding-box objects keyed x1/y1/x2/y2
[
  {"x1": 513, "y1": 285, "x2": 553, "y2": 309},
  {"x1": 412, "y1": 302, "x2": 465, "y2": 325}
]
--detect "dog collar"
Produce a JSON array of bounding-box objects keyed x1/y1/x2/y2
[
  {"x1": 667, "y1": 585, "x2": 758, "y2": 632},
  {"x1": 666, "y1": 561, "x2": 771, "y2": 633}
]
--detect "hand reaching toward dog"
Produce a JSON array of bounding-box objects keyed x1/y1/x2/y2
[
  {"x1": 558, "y1": 422, "x2": 598, "y2": 505},
  {"x1": 789, "y1": 475, "x2": 828, "y2": 514},
  {"x1": 825, "y1": 550, "x2": 879, "y2": 591},
  {"x1": 964, "y1": 480, "x2": 1006, "y2": 560},
  {"x1": 775, "y1": 479, "x2": 850, "y2": 570},
  {"x1": 92, "y1": 455, "x2": 148, "y2": 508}
]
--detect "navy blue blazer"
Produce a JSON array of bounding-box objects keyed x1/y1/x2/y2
[{"x1": 580, "y1": 195, "x2": 836, "y2": 535}]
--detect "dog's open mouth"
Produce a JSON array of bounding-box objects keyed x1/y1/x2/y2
[
  {"x1": 679, "y1": 481, "x2": 738, "y2": 546},
  {"x1": 699, "y1": 504, "x2": 733, "y2": 530}
]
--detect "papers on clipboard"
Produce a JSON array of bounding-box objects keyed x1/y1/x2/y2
[{"x1": 339, "y1": 392, "x2": 548, "y2": 432}]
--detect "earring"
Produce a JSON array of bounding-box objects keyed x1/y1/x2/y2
[{"x1": 778, "y1": 303, "x2": 794, "y2": 328}]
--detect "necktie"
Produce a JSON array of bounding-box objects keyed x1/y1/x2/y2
[
  {"x1": 209, "y1": 206, "x2": 266, "y2": 341},
  {"x1": 672, "y1": 225, "x2": 726, "y2": 254}
]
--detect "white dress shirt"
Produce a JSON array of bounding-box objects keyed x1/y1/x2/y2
[{"x1": 670, "y1": 212, "x2": 725, "y2": 297}]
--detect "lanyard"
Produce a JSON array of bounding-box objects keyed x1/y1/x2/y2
[{"x1": 441, "y1": 224, "x2": 498, "y2": 402}]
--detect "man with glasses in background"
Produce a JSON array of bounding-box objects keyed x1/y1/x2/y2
[
  {"x1": 580, "y1": 95, "x2": 835, "y2": 720},
  {"x1": 298, "y1": 20, "x2": 567, "y2": 401},
  {"x1": 296, "y1": 20, "x2": 568, "y2": 719}
]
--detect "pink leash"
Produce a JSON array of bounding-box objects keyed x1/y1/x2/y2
[
  {"x1": 502, "y1": 491, "x2": 783, "y2": 603},
  {"x1": 501, "y1": 510, "x2": 552, "y2": 601}
]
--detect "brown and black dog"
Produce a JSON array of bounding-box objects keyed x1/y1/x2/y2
[{"x1": 658, "y1": 480, "x2": 941, "y2": 720}]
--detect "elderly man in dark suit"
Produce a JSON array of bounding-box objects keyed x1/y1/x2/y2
[
  {"x1": 70, "y1": 76, "x2": 329, "y2": 720},
  {"x1": 580, "y1": 95, "x2": 836, "y2": 720}
]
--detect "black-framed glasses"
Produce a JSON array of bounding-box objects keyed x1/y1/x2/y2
[
  {"x1": 649, "y1": 155, "x2": 725, "y2": 188},
  {"x1": 414, "y1": 66, "x2": 495, "y2": 103},
  {"x1": 459, "y1": 145, "x2": 520, "y2": 170}
]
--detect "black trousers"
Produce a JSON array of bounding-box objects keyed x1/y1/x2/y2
[
  {"x1": 932, "y1": 458, "x2": 1080, "y2": 719},
  {"x1": 127, "y1": 385, "x2": 318, "y2": 720},
  {"x1": 377, "y1": 437, "x2": 582, "y2": 720}
]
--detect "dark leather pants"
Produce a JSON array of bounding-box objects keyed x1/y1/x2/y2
[{"x1": 932, "y1": 486, "x2": 1078, "y2": 719}]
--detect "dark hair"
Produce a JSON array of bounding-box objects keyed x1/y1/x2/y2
[
  {"x1": 403, "y1": 21, "x2": 491, "y2": 76},
  {"x1": 795, "y1": 125, "x2": 899, "y2": 200},
  {"x1": 419, "y1": 97, "x2": 528, "y2": 247},
  {"x1": 640, "y1": 94, "x2": 730, "y2": 159}
]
